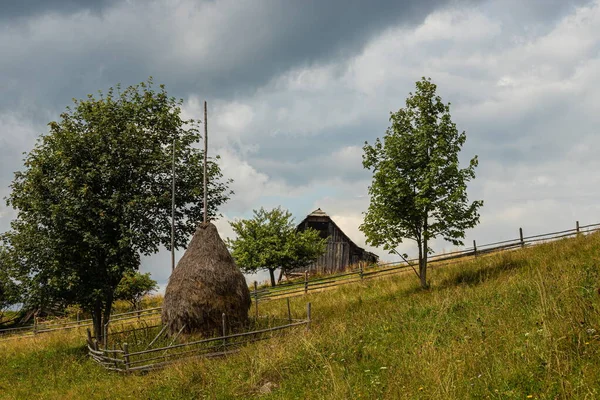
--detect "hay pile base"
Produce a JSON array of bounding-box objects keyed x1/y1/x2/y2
[{"x1": 162, "y1": 222, "x2": 251, "y2": 335}]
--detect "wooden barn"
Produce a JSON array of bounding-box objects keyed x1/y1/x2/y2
[{"x1": 296, "y1": 208, "x2": 378, "y2": 274}]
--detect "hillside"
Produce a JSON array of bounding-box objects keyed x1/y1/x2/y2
[{"x1": 1, "y1": 233, "x2": 600, "y2": 399}]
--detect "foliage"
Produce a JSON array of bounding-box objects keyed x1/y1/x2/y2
[
  {"x1": 3, "y1": 78, "x2": 231, "y2": 340},
  {"x1": 361, "y1": 77, "x2": 483, "y2": 288},
  {"x1": 114, "y1": 271, "x2": 158, "y2": 310},
  {"x1": 1, "y1": 234, "x2": 600, "y2": 398},
  {"x1": 228, "y1": 207, "x2": 327, "y2": 286},
  {"x1": 0, "y1": 242, "x2": 21, "y2": 324}
]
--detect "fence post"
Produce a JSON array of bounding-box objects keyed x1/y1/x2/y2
[
  {"x1": 306, "y1": 302, "x2": 312, "y2": 331},
  {"x1": 77, "y1": 311, "x2": 80, "y2": 325},
  {"x1": 304, "y1": 270, "x2": 309, "y2": 294},
  {"x1": 86, "y1": 328, "x2": 93, "y2": 348},
  {"x1": 359, "y1": 264, "x2": 364, "y2": 280},
  {"x1": 576, "y1": 221, "x2": 580, "y2": 233},
  {"x1": 519, "y1": 227, "x2": 524, "y2": 247},
  {"x1": 123, "y1": 343, "x2": 130, "y2": 372},
  {"x1": 33, "y1": 317, "x2": 37, "y2": 335},
  {"x1": 253, "y1": 281, "x2": 259, "y2": 319},
  {"x1": 103, "y1": 322, "x2": 109, "y2": 349},
  {"x1": 222, "y1": 313, "x2": 227, "y2": 346},
  {"x1": 473, "y1": 240, "x2": 477, "y2": 257},
  {"x1": 112, "y1": 344, "x2": 119, "y2": 369},
  {"x1": 287, "y1": 298, "x2": 292, "y2": 323}
]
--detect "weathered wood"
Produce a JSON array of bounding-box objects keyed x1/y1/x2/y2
[
  {"x1": 287, "y1": 298, "x2": 292, "y2": 323},
  {"x1": 254, "y1": 281, "x2": 259, "y2": 319},
  {"x1": 203, "y1": 100, "x2": 208, "y2": 224},
  {"x1": 576, "y1": 220, "x2": 580, "y2": 233},
  {"x1": 519, "y1": 228, "x2": 524, "y2": 247},
  {"x1": 304, "y1": 270, "x2": 309, "y2": 294},
  {"x1": 473, "y1": 240, "x2": 477, "y2": 256},
  {"x1": 306, "y1": 303, "x2": 312, "y2": 331},
  {"x1": 123, "y1": 343, "x2": 130, "y2": 372},
  {"x1": 222, "y1": 313, "x2": 227, "y2": 346}
]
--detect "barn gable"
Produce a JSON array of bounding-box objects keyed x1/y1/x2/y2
[{"x1": 296, "y1": 208, "x2": 378, "y2": 274}]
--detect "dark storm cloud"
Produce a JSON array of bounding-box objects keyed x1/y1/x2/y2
[
  {"x1": 0, "y1": 0, "x2": 116, "y2": 21},
  {"x1": 0, "y1": 0, "x2": 473, "y2": 115}
]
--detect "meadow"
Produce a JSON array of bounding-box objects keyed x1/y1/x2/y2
[{"x1": 1, "y1": 233, "x2": 599, "y2": 399}]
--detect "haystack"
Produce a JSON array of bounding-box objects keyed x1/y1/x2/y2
[{"x1": 161, "y1": 222, "x2": 251, "y2": 335}]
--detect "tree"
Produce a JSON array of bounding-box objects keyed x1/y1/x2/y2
[
  {"x1": 0, "y1": 240, "x2": 22, "y2": 325},
  {"x1": 228, "y1": 207, "x2": 327, "y2": 287},
  {"x1": 114, "y1": 271, "x2": 158, "y2": 310},
  {"x1": 361, "y1": 77, "x2": 483, "y2": 289},
  {"x1": 4, "y1": 79, "x2": 231, "y2": 340}
]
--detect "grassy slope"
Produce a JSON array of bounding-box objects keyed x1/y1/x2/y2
[{"x1": 1, "y1": 234, "x2": 600, "y2": 399}]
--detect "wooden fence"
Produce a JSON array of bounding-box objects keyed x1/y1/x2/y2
[
  {"x1": 0, "y1": 307, "x2": 162, "y2": 342},
  {"x1": 250, "y1": 220, "x2": 600, "y2": 302},
  {"x1": 87, "y1": 302, "x2": 312, "y2": 373},
  {"x1": 4, "y1": 220, "x2": 599, "y2": 342}
]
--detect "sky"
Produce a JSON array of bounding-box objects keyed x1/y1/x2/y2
[{"x1": 1, "y1": 0, "x2": 599, "y2": 289}]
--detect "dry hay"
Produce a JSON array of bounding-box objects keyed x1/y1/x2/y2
[{"x1": 161, "y1": 222, "x2": 251, "y2": 335}]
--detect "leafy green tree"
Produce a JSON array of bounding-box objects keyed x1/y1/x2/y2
[
  {"x1": 114, "y1": 271, "x2": 158, "y2": 310},
  {"x1": 4, "y1": 79, "x2": 231, "y2": 340},
  {"x1": 0, "y1": 241, "x2": 22, "y2": 325},
  {"x1": 361, "y1": 77, "x2": 483, "y2": 289},
  {"x1": 228, "y1": 207, "x2": 327, "y2": 287}
]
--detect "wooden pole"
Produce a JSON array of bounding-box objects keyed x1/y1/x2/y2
[
  {"x1": 519, "y1": 227, "x2": 524, "y2": 247},
  {"x1": 171, "y1": 137, "x2": 176, "y2": 271},
  {"x1": 86, "y1": 328, "x2": 93, "y2": 348},
  {"x1": 359, "y1": 264, "x2": 364, "y2": 280},
  {"x1": 203, "y1": 101, "x2": 208, "y2": 224},
  {"x1": 473, "y1": 240, "x2": 477, "y2": 256},
  {"x1": 123, "y1": 343, "x2": 130, "y2": 372},
  {"x1": 253, "y1": 281, "x2": 259, "y2": 319},
  {"x1": 306, "y1": 303, "x2": 311, "y2": 331},
  {"x1": 304, "y1": 270, "x2": 309, "y2": 294},
  {"x1": 103, "y1": 322, "x2": 109, "y2": 349},
  {"x1": 576, "y1": 221, "x2": 580, "y2": 233},
  {"x1": 222, "y1": 313, "x2": 227, "y2": 346},
  {"x1": 287, "y1": 298, "x2": 292, "y2": 323}
]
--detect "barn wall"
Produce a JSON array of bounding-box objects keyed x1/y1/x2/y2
[{"x1": 299, "y1": 216, "x2": 372, "y2": 274}]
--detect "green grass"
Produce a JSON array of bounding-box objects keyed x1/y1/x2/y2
[{"x1": 2, "y1": 234, "x2": 600, "y2": 399}]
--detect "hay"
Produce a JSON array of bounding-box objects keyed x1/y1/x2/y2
[{"x1": 161, "y1": 222, "x2": 251, "y2": 335}]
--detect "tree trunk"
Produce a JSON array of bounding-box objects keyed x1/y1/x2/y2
[
  {"x1": 268, "y1": 268, "x2": 276, "y2": 287},
  {"x1": 91, "y1": 300, "x2": 103, "y2": 342},
  {"x1": 419, "y1": 244, "x2": 428, "y2": 289},
  {"x1": 420, "y1": 218, "x2": 429, "y2": 289}
]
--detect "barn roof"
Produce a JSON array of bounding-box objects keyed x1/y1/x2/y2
[{"x1": 298, "y1": 208, "x2": 378, "y2": 260}]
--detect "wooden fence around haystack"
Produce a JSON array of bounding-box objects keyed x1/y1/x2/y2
[{"x1": 87, "y1": 302, "x2": 312, "y2": 373}]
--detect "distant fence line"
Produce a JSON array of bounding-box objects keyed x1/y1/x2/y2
[
  {"x1": 250, "y1": 220, "x2": 600, "y2": 302},
  {"x1": 0, "y1": 307, "x2": 162, "y2": 342},
  {"x1": 3, "y1": 220, "x2": 599, "y2": 342}
]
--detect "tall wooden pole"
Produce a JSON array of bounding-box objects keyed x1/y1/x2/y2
[
  {"x1": 203, "y1": 101, "x2": 208, "y2": 224},
  {"x1": 171, "y1": 138, "x2": 176, "y2": 271}
]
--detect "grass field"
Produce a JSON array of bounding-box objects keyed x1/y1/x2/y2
[{"x1": 1, "y1": 233, "x2": 600, "y2": 399}]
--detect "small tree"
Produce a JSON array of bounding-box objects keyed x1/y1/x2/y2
[
  {"x1": 361, "y1": 77, "x2": 483, "y2": 289},
  {"x1": 4, "y1": 79, "x2": 231, "y2": 340},
  {"x1": 114, "y1": 271, "x2": 158, "y2": 310},
  {"x1": 228, "y1": 207, "x2": 327, "y2": 286}
]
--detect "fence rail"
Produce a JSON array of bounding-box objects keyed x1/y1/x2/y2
[
  {"x1": 87, "y1": 302, "x2": 312, "y2": 373},
  {"x1": 3, "y1": 220, "x2": 598, "y2": 342},
  {"x1": 250, "y1": 220, "x2": 600, "y2": 302}
]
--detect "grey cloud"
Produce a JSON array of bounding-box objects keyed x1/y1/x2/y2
[
  {"x1": 0, "y1": 0, "x2": 472, "y2": 114},
  {"x1": 0, "y1": 0, "x2": 116, "y2": 21}
]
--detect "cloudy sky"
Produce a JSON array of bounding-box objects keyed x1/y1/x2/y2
[{"x1": 1, "y1": 0, "x2": 599, "y2": 289}]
